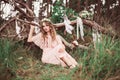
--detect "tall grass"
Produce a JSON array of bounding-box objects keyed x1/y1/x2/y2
[
  {"x1": 79, "y1": 35, "x2": 120, "y2": 80},
  {"x1": 0, "y1": 39, "x2": 17, "y2": 68}
]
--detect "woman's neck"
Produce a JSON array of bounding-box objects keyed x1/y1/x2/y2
[{"x1": 47, "y1": 32, "x2": 50, "y2": 36}]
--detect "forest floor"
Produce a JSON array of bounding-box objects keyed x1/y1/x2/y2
[{"x1": 13, "y1": 48, "x2": 82, "y2": 80}]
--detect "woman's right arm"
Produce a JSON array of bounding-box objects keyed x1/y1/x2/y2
[{"x1": 27, "y1": 25, "x2": 35, "y2": 42}]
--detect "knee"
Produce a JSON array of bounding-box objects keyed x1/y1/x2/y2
[{"x1": 58, "y1": 48, "x2": 65, "y2": 53}]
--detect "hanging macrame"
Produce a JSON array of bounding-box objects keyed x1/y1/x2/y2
[
  {"x1": 76, "y1": 17, "x2": 84, "y2": 41},
  {"x1": 63, "y1": 14, "x2": 74, "y2": 34},
  {"x1": 15, "y1": 19, "x2": 21, "y2": 38}
]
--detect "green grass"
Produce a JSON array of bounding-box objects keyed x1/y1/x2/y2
[
  {"x1": 0, "y1": 35, "x2": 120, "y2": 80},
  {"x1": 79, "y1": 35, "x2": 120, "y2": 80},
  {"x1": 0, "y1": 39, "x2": 17, "y2": 68}
]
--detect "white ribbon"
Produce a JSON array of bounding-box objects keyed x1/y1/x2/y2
[
  {"x1": 92, "y1": 29, "x2": 101, "y2": 43},
  {"x1": 64, "y1": 14, "x2": 74, "y2": 34},
  {"x1": 15, "y1": 19, "x2": 21, "y2": 38},
  {"x1": 76, "y1": 17, "x2": 84, "y2": 41}
]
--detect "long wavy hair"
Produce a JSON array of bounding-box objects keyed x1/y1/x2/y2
[{"x1": 40, "y1": 20, "x2": 56, "y2": 41}]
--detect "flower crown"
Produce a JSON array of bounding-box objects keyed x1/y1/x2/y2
[{"x1": 41, "y1": 18, "x2": 51, "y2": 22}]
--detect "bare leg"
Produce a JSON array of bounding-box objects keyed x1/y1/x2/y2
[
  {"x1": 60, "y1": 57, "x2": 76, "y2": 68},
  {"x1": 58, "y1": 49, "x2": 76, "y2": 68}
]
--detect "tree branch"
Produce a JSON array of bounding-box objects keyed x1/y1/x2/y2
[
  {"x1": 16, "y1": 18, "x2": 39, "y2": 26},
  {"x1": 55, "y1": 19, "x2": 107, "y2": 33},
  {"x1": 0, "y1": 17, "x2": 16, "y2": 32},
  {"x1": 0, "y1": 18, "x2": 106, "y2": 35},
  {"x1": 14, "y1": 2, "x2": 34, "y2": 19},
  {"x1": 15, "y1": 0, "x2": 34, "y2": 17}
]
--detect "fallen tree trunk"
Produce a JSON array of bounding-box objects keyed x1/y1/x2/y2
[{"x1": 0, "y1": 18, "x2": 106, "y2": 34}]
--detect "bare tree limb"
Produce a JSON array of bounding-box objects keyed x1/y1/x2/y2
[
  {"x1": 14, "y1": 2, "x2": 34, "y2": 19},
  {"x1": 0, "y1": 17, "x2": 16, "y2": 32},
  {"x1": 55, "y1": 19, "x2": 107, "y2": 33},
  {"x1": 0, "y1": 18, "x2": 106, "y2": 35},
  {"x1": 15, "y1": 0, "x2": 34, "y2": 17},
  {"x1": 16, "y1": 18, "x2": 39, "y2": 26},
  {"x1": 16, "y1": 18, "x2": 106, "y2": 35},
  {"x1": 0, "y1": 18, "x2": 39, "y2": 33}
]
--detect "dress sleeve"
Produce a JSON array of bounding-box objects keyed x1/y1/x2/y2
[
  {"x1": 32, "y1": 33, "x2": 44, "y2": 49},
  {"x1": 56, "y1": 35, "x2": 65, "y2": 49}
]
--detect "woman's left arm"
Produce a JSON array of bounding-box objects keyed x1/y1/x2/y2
[
  {"x1": 58, "y1": 35, "x2": 75, "y2": 49},
  {"x1": 27, "y1": 25, "x2": 35, "y2": 42}
]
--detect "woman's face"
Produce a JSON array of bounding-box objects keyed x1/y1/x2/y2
[{"x1": 42, "y1": 22, "x2": 50, "y2": 33}]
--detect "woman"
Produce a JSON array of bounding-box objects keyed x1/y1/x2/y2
[{"x1": 27, "y1": 18, "x2": 78, "y2": 68}]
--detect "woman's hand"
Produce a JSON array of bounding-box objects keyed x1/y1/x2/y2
[
  {"x1": 69, "y1": 40, "x2": 79, "y2": 49},
  {"x1": 72, "y1": 40, "x2": 79, "y2": 46},
  {"x1": 70, "y1": 44, "x2": 75, "y2": 49}
]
